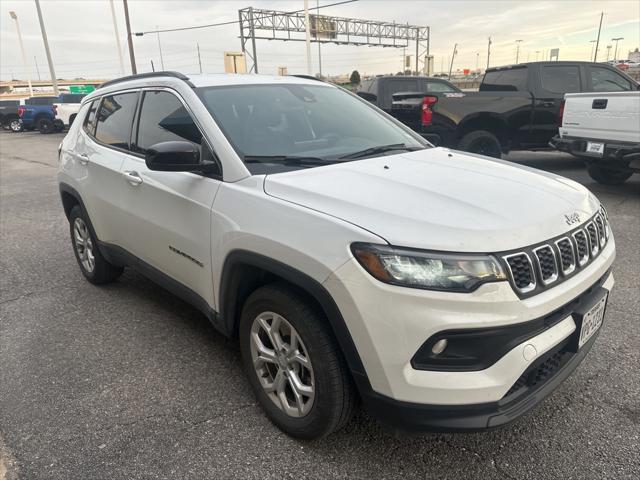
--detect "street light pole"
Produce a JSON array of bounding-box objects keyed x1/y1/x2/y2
[
  {"x1": 197, "y1": 43, "x2": 203, "y2": 74},
  {"x1": 605, "y1": 45, "x2": 612, "y2": 61},
  {"x1": 589, "y1": 40, "x2": 597, "y2": 61},
  {"x1": 486, "y1": 37, "x2": 492, "y2": 70},
  {"x1": 122, "y1": 0, "x2": 137, "y2": 74},
  {"x1": 611, "y1": 37, "x2": 624, "y2": 61},
  {"x1": 8, "y1": 11, "x2": 33, "y2": 96},
  {"x1": 109, "y1": 0, "x2": 125, "y2": 75},
  {"x1": 515, "y1": 39, "x2": 523, "y2": 64},
  {"x1": 34, "y1": 0, "x2": 58, "y2": 96},
  {"x1": 304, "y1": 0, "x2": 312, "y2": 75}
]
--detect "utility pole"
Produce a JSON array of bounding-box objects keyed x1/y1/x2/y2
[
  {"x1": 156, "y1": 25, "x2": 165, "y2": 70},
  {"x1": 611, "y1": 37, "x2": 623, "y2": 61},
  {"x1": 197, "y1": 43, "x2": 203, "y2": 74},
  {"x1": 150, "y1": 60, "x2": 155, "y2": 72},
  {"x1": 304, "y1": 0, "x2": 312, "y2": 75},
  {"x1": 34, "y1": 0, "x2": 58, "y2": 96},
  {"x1": 34, "y1": 56, "x2": 41, "y2": 81},
  {"x1": 515, "y1": 39, "x2": 523, "y2": 64},
  {"x1": 123, "y1": 0, "x2": 137, "y2": 74},
  {"x1": 486, "y1": 37, "x2": 492, "y2": 70},
  {"x1": 415, "y1": 28, "x2": 419, "y2": 75},
  {"x1": 593, "y1": 11, "x2": 604, "y2": 61},
  {"x1": 448, "y1": 43, "x2": 458, "y2": 79},
  {"x1": 109, "y1": 0, "x2": 125, "y2": 75},
  {"x1": 9, "y1": 11, "x2": 33, "y2": 96}
]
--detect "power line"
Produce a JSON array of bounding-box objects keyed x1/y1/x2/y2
[{"x1": 134, "y1": 0, "x2": 358, "y2": 36}]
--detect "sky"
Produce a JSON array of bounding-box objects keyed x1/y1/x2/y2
[{"x1": 1, "y1": 0, "x2": 639, "y2": 81}]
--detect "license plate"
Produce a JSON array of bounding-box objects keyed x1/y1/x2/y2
[
  {"x1": 578, "y1": 294, "x2": 607, "y2": 348},
  {"x1": 586, "y1": 142, "x2": 605, "y2": 156}
]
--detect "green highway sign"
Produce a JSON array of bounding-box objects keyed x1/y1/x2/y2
[{"x1": 69, "y1": 85, "x2": 96, "y2": 94}]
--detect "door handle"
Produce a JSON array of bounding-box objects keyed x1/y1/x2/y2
[
  {"x1": 71, "y1": 152, "x2": 89, "y2": 165},
  {"x1": 539, "y1": 101, "x2": 555, "y2": 107},
  {"x1": 123, "y1": 170, "x2": 143, "y2": 186}
]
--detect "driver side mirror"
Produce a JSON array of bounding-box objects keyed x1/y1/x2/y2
[{"x1": 145, "y1": 140, "x2": 218, "y2": 173}]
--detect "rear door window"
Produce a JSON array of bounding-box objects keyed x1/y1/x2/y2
[
  {"x1": 481, "y1": 68, "x2": 528, "y2": 91},
  {"x1": 424, "y1": 81, "x2": 458, "y2": 93},
  {"x1": 94, "y1": 92, "x2": 139, "y2": 150},
  {"x1": 589, "y1": 66, "x2": 633, "y2": 91},
  {"x1": 541, "y1": 66, "x2": 581, "y2": 94}
]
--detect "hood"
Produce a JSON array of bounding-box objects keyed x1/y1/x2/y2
[{"x1": 263, "y1": 147, "x2": 600, "y2": 252}]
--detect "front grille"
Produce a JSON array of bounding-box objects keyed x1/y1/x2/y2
[
  {"x1": 533, "y1": 245, "x2": 558, "y2": 284},
  {"x1": 504, "y1": 254, "x2": 535, "y2": 291},
  {"x1": 501, "y1": 211, "x2": 610, "y2": 297},
  {"x1": 504, "y1": 349, "x2": 573, "y2": 399}
]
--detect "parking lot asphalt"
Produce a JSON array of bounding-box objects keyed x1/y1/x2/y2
[{"x1": 1, "y1": 130, "x2": 638, "y2": 480}]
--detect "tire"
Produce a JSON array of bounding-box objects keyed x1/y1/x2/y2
[
  {"x1": 38, "y1": 117, "x2": 55, "y2": 134},
  {"x1": 68, "y1": 205, "x2": 123, "y2": 284},
  {"x1": 8, "y1": 118, "x2": 23, "y2": 133},
  {"x1": 458, "y1": 130, "x2": 503, "y2": 158},
  {"x1": 587, "y1": 164, "x2": 633, "y2": 185},
  {"x1": 239, "y1": 283, "x2": 357, "y2": 439}
]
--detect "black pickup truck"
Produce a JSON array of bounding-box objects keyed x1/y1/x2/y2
[
  {"x1": 357, "y1": 62, "x2": 639, "y2": 157},
  {"x1": 0, "y1": 100, "x2": 22, "y2": 132}
]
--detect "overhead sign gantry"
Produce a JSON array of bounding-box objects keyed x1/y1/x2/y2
[{"x1": 238, "y1": 7, "x2": 430, "y2": 74}]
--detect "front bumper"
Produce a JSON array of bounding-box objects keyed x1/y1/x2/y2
[
  {"x1": 358, "y1": 280, "x2": 610, "y2": 432},
  {"x1": 323, "y1": 238, "x2": 615, "y2": 431}
]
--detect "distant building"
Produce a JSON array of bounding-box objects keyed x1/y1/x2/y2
[{"x1": 629, "y1": 48, "x2": 640, "y2": 63}]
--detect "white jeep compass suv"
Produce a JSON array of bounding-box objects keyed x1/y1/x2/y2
[{"x1": 58, "y1": 72, "x2": 615, "y2": 439}]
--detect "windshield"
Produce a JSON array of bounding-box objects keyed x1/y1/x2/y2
[{"x1": 196, "y1": 83, "x2": 428, "y2": 174}]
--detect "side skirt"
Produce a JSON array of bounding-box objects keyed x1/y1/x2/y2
[{"x1": 97, "y1": 241, "x2": 228, "y2": 336}]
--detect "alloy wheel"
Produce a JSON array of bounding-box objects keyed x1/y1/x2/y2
[
  {"x1": 73, "y1": 217, "x2": 95, "y2": 273},
  {"x1": 250, "y1": 311, "x2": 315, "y2": 417},
  {"x1": 10, "y1": 120, "x2": 22, "y2": 132}
]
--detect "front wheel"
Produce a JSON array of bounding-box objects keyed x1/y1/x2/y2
[
  {"x1": 457, "y1": 130, "x2": 503, "y2": 158},
  {"x1": 239, "y1": 284, "x2": 357, "y2": 439},
  {"x1": 587, "y1": 163, "x2": 633, "y2": 185},
  {"x1": 8, "y1": 118, "x2": 23, "y2": 132}
]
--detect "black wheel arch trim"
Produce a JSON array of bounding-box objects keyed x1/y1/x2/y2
[{"x1": 219, "y1": 250, "x2": 370, "y2": 384}]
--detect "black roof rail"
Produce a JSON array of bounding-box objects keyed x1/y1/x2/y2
[
  {"x1": 98, "y1": 71, "x2": 194, "y2": 90},
  {"x1": 289, "y1": 74, "x2": 324, "y2": 82}
]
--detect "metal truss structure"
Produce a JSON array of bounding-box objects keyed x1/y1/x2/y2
[{"x1": 238, "y1": 7, "x2": 429, "y2": 74}]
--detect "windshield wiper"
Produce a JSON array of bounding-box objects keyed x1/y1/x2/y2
[
  {"x1": 244, "y1": 155, "x2": 334, "y2": 166},
  {"x1": 338, "y1": 143, "x2": 423, "y2": 160}
]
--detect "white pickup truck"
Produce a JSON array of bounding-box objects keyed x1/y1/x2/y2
[
  {"x1": 53, "y1": 102, "x2": 83, "y2": 129},
  {"x1": 551, "y1": 91, "x2": 640, "y2": 184}
]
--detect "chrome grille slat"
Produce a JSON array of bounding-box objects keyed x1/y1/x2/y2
[
  {"x1": 586, "y1": 222, "x2": 599, "y2": 256},
  {"x1": 572, "y1": 229, "x2": 590, "y2": 266},
  {"x1": 554, "y1": 237, "x2": 576, "y2": 275},
  {"x1": 533, "y1": 245, "x2": 558, "y2": 285},
  {"x1": 503, "y1": 253, "x2": 536, "y2": 293}
]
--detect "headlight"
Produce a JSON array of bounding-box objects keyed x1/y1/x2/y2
[{"x1": 351, "y1": 243, "x2": 507, "y2": 292}]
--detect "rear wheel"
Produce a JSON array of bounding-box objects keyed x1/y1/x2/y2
[
  {"x1": 38, "y1": 117, "x2": 55, "y2": 134},
  {"x1": 587, "y1": 163, "x2": 633, "y2": 185},
  {"x1": 458, "y1": 130, "x2": 502, "y2": 158},
  {"x1": 69, "y1": 206, "x2": 123, "y2": 284},
  {"x1": 239, "y1": 283, "x2": 356, "y2": 439}
]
